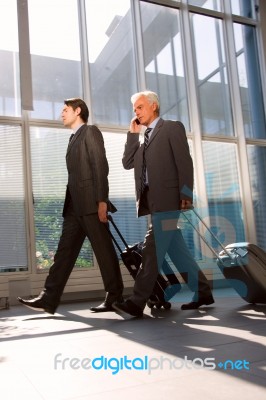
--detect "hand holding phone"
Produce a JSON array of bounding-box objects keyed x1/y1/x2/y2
[{"x1": 129, "y1": 117, "x2": 141, "y2": 133}]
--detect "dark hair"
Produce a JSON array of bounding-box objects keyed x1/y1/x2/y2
[{"x1": 64, "y1": 98, "x2": 89, "y2": 123}]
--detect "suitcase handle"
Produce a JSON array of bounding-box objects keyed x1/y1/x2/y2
[
  {"x1": 181, "y1": 209, "x2": 234, "y2": 260},
  {"x1": 107, "y1": 215, "x2": 130, "y2": 252}
]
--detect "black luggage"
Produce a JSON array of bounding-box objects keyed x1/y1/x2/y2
[
  {"x1": 181, "y1": 209, "x2": 266, "y2": 304},
  {"x1": 107, "y1": 215, "x2": 181, "y2": 309}
]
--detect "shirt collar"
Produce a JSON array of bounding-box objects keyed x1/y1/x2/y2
[
  {"x1": 72, "y1": 123, "x2": 85, "y2": 135},
  {"x1": 148, "y1": 117, "x2": 160, "y2": 130}
]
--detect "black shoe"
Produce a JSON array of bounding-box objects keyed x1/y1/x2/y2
[
  {"x1": 90, "y1": 302, "x2": 114, "y2": 312},
  {"x1": 90, "y1": 295, "x2": 124, "y2": 312},
  {"x1": 17, "y1": 297, "x2": 56, "y2": 315},
  {"x1": 181, "y1": 294, "x2": 214, "y2": 310},
  {"x1": 112, "y1": 299, "x2": 143, "y2": 317}
]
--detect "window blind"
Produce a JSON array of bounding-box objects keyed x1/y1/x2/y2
[{"x1": 0, "y1": 125, "x2": 27, "y2": 271}]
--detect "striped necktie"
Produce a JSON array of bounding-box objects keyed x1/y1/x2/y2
[{"x1": 141, "y1": 128, "x2": 152, "y2": 194}]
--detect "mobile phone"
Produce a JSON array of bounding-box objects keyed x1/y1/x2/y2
[{"x1": 135, "y1": 118, "x2": 140, "y2": 125}]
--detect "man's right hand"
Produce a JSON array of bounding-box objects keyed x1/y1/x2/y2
[{"x1": 129, "y1": 117, "x2": 142, "y2": 133}]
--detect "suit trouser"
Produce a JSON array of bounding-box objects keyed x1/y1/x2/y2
[
  {"x1": 41, "y1": 202, "x2": 123, "y2": 308},
  {"x1": 129, "y1": 189, "x2": 212, "y2": 309}
]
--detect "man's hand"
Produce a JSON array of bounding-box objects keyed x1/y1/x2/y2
[
  {"x1": 98, "y1": 202, "x2": 108, "y2": 223},
  {"x1": 129, "y1": 117, "x2": 142, "y2": 133},
  {"x1": 180, "y1": 199, "x2": 193, "y2": 210}
]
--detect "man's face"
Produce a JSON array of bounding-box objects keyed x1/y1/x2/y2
[
  {"x1": 133, "y1": 96, "x2": 157, "y2": 127},
  {"x1": 61, "y1": 105, "x2": 80, "y2": 128}
]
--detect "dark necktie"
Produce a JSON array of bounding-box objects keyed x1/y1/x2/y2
[
  {"x1": 67, "y1": 133, "x2": 74, "y2": 150},
  {"x1": 141, "y1": 128, "x2": 152, "y2": 194}
]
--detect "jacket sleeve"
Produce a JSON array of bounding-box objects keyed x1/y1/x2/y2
[
  {"x1": 122, "y1": 131, "x2": 141, "y2": 170},
  {"x1": 85, "y1": 125, "x2": 109, "y2": 203},
  {"x1": 169, "y1": 121, "x2": 194, "y2": 200}
]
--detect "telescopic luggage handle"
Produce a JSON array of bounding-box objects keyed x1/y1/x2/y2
[
  {"x1": 181, "y1": 208, "x2": 234, "y2": 261},
  {"x1": 107, "y1": 214, "x2": 130, "y2": 252}
]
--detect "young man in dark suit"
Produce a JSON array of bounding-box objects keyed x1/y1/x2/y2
[
  {"x1": 113, "y1": 91, "x2": 214, "y2": 317},
  {"x1": 18, "y1": 98, "x2": 123, "y2": 314}
]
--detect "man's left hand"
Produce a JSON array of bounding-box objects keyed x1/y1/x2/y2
[{"x1": 98, "y1": 202, "x2": 108, "y2": 223}]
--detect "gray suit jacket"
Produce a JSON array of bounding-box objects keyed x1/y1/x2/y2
[
  {"x1": 63, "y1": 124, "x2": 116, "y2": 217},
  {"x1": 122, "y1": 118, "x2": 193, "y2": 217}
]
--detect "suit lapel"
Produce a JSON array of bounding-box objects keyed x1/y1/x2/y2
[
  {"x1": 66, "y1": 124, "x2": 86, "y2": 156},
  {"x1": 146, "y1": 118, "x2": 163, "y2": 148}
]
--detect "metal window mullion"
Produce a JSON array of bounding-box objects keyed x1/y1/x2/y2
[
  {"x1": 77, "y1": 0, "x2": 93, "y2": 123},
  {"x1": 17, "y1": 0, "x2": 33, "y2": 111},
  {"x1": 17, "y1": 0, "x2": 36, "y2": 272},
  {"x1": 23, "y1": 111, "x2": 37, "y2": 273},
  {"x1": 169, "y1": 35, "x2": 181, "y2": 119},
  {"x1": 214, "y1": 17, "x2": 231, "y2": 135},
  {"x1": 132, "y1": 0, "x2": 147, "y2": 90},
  {"x1": 181, "y1": 4, "x2": 209, "y2": 212},
  {"x1": 223, "y1": 2, "x2": 257, "y2": 243}
]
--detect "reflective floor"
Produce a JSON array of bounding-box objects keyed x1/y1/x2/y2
[{"x1": 1, "y1": 288, "x2": 266, "y2": 400}]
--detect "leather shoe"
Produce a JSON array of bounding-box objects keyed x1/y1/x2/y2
[
  {"x1": 17, "y1": 296, "x2": 56, "y2": 314},
  {"x1": 112, "y1": 299, "x2": 143, "y2": 317},
  {"x1": 90, "y1": 302, "x2": 114, "y2": 312},
  {"x1": 181, "y1": 294, "x2": 214, "y2": 310}
]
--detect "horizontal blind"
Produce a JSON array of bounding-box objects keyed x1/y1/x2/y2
[{"x1": 0, "y1": 125, "x2": 27, "y2": 271}]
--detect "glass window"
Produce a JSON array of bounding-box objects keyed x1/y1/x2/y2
[
  {"x1": 230, "y1": 0, "x2": 256, "y2": 18},
  {"x1": 233, "y1": 23, "x2": 266, "y2": 139},
  {"x1": 103, "y1": 131, "x2": 148, "y2": 249},
  {"x1": 247, "y1": 146, "x2": 266, "y2": 251},
  {"x1": 85, "y1": 0, "x2": 137, "y2": 126},
  {"x1": 0, "y1": 125, "x2": 27, "y2": 272},
  {"x1": 0, "y1": 0, "x2": 21, "y2": 117},
  {"x1": 191, "y1": 14, "x2": 233, "y2": 136},
  {"x1": 188, "y1": 0, "x2": 221, "y2": 12},
  {"x1": 28, "y1": 0, "x2": 82, "y2": 120},
  {"x1": 202, "y1": 141, "x2": 245, "y2": 247},
  {"x1": 140, "y1": 2, "x2": 189, "y2": 129},
  {"x1": 30, "y1": 127, "x2": 94, "y2": 270}
]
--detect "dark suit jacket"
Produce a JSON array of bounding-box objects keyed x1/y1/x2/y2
[
  {"x1": 63, "y1": 124, "x2": 116, "y2": 217},
  {"x1": 122, "y1": 118, "x2": 193, "y2": 217}
]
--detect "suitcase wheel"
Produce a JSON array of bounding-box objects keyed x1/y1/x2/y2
[
  {"x1": 163, "y1": 302, "x2": 171, "y2": 310},
  {"x1": 147, "y1": 300, "x2": 171, "y2": 309}
]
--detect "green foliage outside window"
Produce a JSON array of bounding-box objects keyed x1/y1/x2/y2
[{"x1": 34, "y1": 198, "x2": 93, "y2": 270}]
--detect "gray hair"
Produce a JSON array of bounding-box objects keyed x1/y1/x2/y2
[{"x1": 131, "y1": 90, "x2": 160, "y2": 114}]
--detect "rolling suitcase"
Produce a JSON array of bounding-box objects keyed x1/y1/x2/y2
[
  {"x1": 181, "y1": 209, "x2": 266, "y2": 304},
  {"x1": 107, "y1": 215, "x2": 181, "y2": 309}
]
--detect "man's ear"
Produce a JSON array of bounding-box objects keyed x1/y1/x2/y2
[
  {"x1": 152, "y1": 102, "x2": 157, "y2": 112},
  {"x1": 76, "y1": 106, "x2": 81, "y2": 117}
]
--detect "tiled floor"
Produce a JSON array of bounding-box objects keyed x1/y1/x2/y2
[{"x1": 1, "y1": 288, "x2": 266, "y2": 400}]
